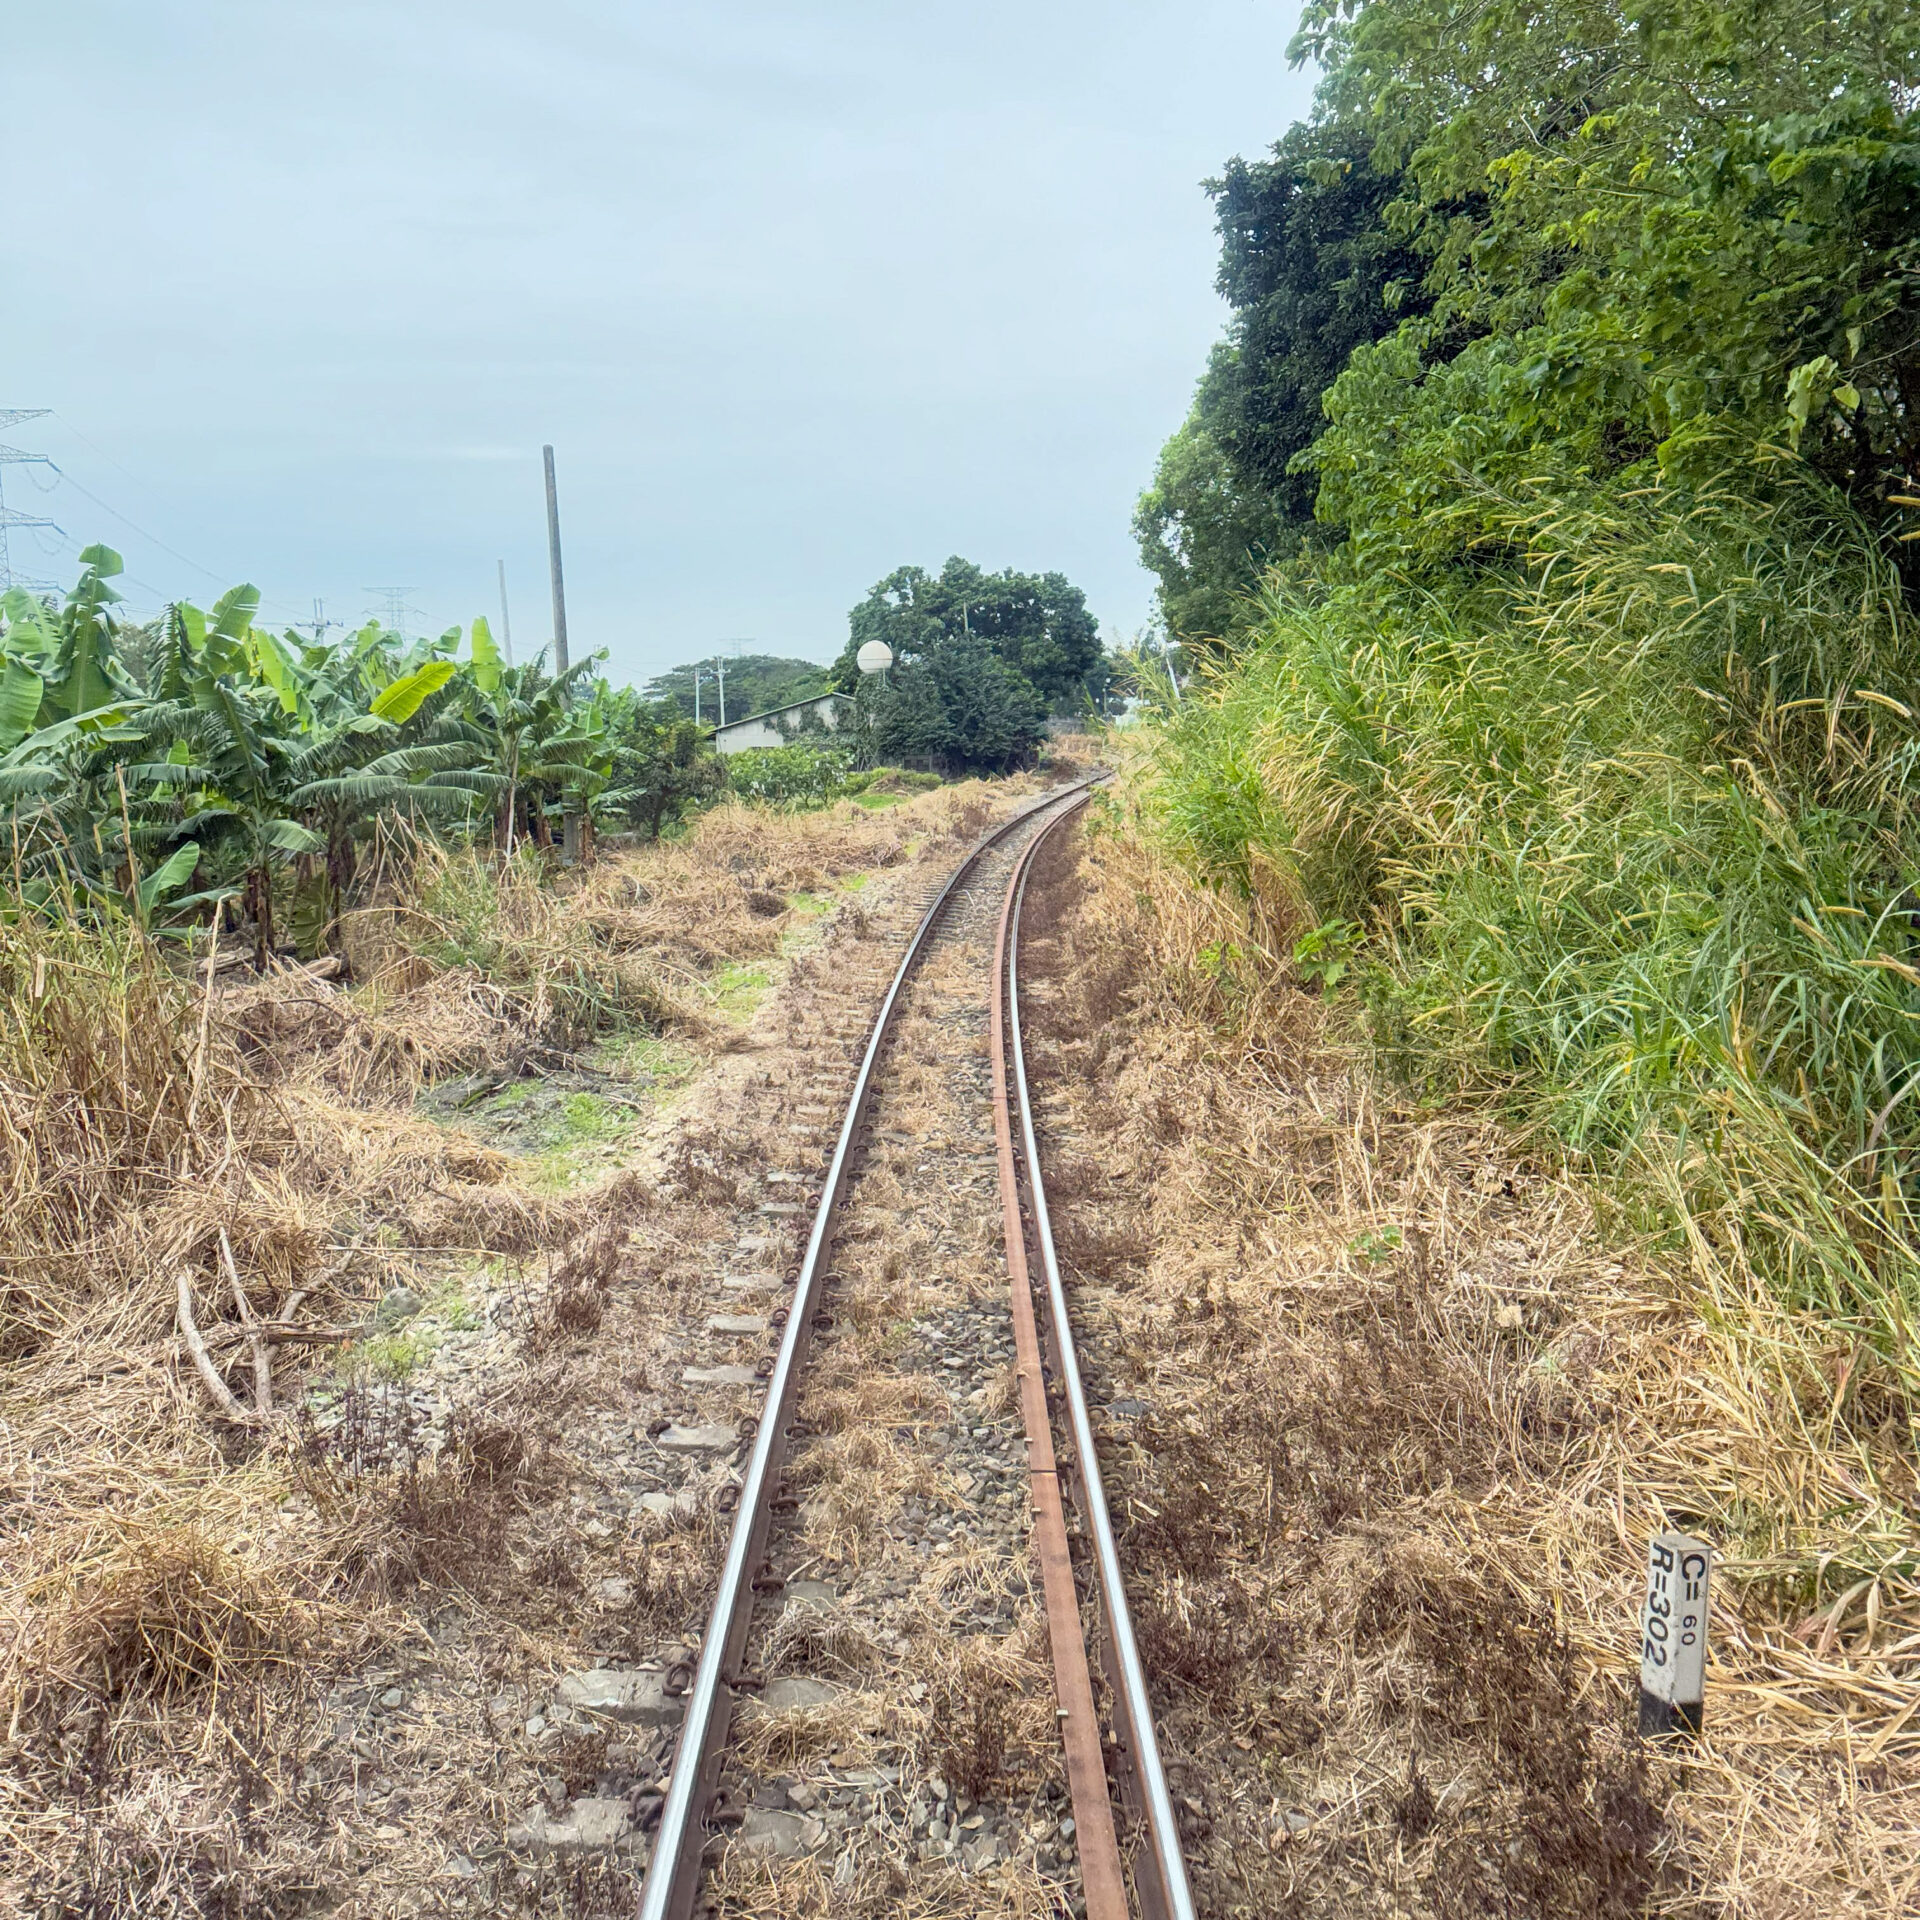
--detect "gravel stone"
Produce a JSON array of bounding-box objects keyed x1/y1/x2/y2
[
  {"x1": 375, "y1": 1286, "x2": 422, "y2": 1326},
  {"x1": 737, "y1": 1807, "x2": 818, "y2": 1858},
  {"x1": 656, "y1": 1422, "x2": 738, "y2": 1453},
  {"x1": 759, "y1": 1675, "x2": 843, "y2": 1711},
  {"x1": 557, "y1": 1669, "x2": 679, "y2": 1727},
  {"x1": 506, "y1": 1796, "x2": 634, "y2": 1854}
]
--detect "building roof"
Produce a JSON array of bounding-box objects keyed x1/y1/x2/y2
[{"x1": 713, "y1": 689, "x2": 851, "y2": 733}]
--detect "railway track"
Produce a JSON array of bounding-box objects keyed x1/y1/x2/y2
[{"x1": 637, "y1": 780, "x2": 1195, "y2": 1919}]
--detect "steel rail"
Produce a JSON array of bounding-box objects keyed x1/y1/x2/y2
[
  {"x1": 1005, "y1": 802, "x2": 1198, "y2": 1920},
  {"x1": 988, "y1": 787, "x2": 1129, "y2": 1920},
  {"x1": 636, "y1": 778, "x2": 1097, "y2": 1920}
]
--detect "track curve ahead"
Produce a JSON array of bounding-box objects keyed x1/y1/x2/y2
[{"x1": 638, "y1": 778, "x2": 1191, "y2": 1919}]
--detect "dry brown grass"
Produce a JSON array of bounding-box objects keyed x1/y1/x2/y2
[
  {"x1": 1018, "y1": 781, "x2": 1920, "y2": 1917},
  {"x1": 0, "y1": 773, "x2": 1058, "y2": 1912}
]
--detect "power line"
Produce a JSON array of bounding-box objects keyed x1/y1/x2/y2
[
  {"x1": 44, "y1": 461, "x2": 239, "y2": 590},
  {"x1": 42, "y1": 461, "x2": 312, "y2": 625},
  {"x1": 28, "y1": 411, "x2": 311, "y2": 626}
]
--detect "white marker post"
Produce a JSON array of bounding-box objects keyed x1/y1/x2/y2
[{"x1": 1638, "y1": 1531, "x2": 1711, "y2": 1737}]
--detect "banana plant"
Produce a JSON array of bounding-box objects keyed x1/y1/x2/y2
[
  {"x1": 0, "y1": 545, "x2": 143, "y2": 745},
  {"x1": 454, "y1": 636, "x2": 610, "y2": 852}
]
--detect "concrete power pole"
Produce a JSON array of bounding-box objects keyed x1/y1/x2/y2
[
  {"x1": 543, "y1": 444, "x2": 569, "y2": 676},
  {"x1": 543, "y1": 446, "x2": 585, "y2": 862}
]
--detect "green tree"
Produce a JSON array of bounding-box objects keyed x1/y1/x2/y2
[
  {"x1": 1135, "y1": 120, "x2": 1432, "y2": 645},
  {"x1": 644, "y1": 654, "x2": 832, "y2": 721},
  {"x1": 600, "y1": 686, "x2": 725, "y2": 839},
  {"x1": 0, "y1": 545, "x2": 144, "y2": 740},
  {"x1": 832, "y1": 557, "x2": 1103, "y2": 711},
  {"x1": 854, "y1": 633, "x2": 1045, "y2": 774},
  {"x1": 1296, "y1": 0, "x2": 1920, "y2": 575},
  {"x1": 437, "y1": 644, "x2": 608, "y2": 853},
  {"x1": 1132, "y1": 398, "x2": 1288, "y2": 651}
]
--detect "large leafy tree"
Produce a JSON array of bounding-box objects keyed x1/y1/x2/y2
[
  {"x1": 1135, "y1": 120, "x2": 1430, "y2": 645},
  {"x1": 832, "y1": 557, "x2": 1103, "y2": 711},
  {"x1": 1297, "y1": 0, "x2": 1920, "y2": 577},
  {"x1": 854, "y1": 633, "x2": 1045, "y2": 774}
]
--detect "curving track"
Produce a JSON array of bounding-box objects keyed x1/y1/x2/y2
[{"x1": 638, "y1": 781, "x2": 1193, "y2": 1920}]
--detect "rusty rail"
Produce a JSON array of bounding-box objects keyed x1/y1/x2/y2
[{"x1": 995, "y1": 795, "x2": 1196, "y2": 1920}]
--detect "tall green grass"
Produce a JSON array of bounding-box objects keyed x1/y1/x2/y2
[{"x1": 1155, "y1": 472, "x2": 1920, "y2": 1364}]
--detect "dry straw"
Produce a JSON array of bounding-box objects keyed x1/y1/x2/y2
[
  {"x1": 1020, "y1": 770, "x2": 1920, "y2": 1917},
  {"x1": 0, "y1": 774, "x2": 1045, "y2": 1909}
]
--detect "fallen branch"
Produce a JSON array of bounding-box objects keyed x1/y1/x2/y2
[
  {"x1": 175, "y1": 1270, "x2": 260, "y2": 1426},
  {"x1": 202, "y1": 1320, "x2": 359, "y2": 1347},
  {"x1": 219, "y1": 1227, "x2": 273, "y2": 1417}
]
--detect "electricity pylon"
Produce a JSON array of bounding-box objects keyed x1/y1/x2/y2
[{"x1": 0, "y1": 411, "x2": 55, "y2": 592}]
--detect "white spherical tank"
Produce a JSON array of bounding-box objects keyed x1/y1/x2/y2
[{"x1": 856, "y1": 640, "x2": 894, "y2": 675}]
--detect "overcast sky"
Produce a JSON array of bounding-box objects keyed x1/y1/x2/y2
[{"x1": 4, "y1": 1, "x2": 1313, "y2": 684}]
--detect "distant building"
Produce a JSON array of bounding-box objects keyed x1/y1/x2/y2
[{"x1": 713, "y1": 690, "x2": 853, "y2": 755}]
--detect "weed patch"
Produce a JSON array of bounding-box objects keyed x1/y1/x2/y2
[{"x1": 1017, "y1": 801, "x2": 1920, "y2": 1915}]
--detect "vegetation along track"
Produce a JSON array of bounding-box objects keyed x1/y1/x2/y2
[{"x1": 638, "y1": 777, "x2": 1192, "y2": 1918}]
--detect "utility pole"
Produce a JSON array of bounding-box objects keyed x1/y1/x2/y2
[
  {"x1": 716, "y1": 656, "x2": 726, "y2": 726},
  {"x1": 306, "y1": 598, "x2": 340, "y2": 645},
  {"x1": 692, "y1": 665, "x2": 702, "y2": 726},
  {"x1": 543, "y1": 447, "x2": 585, "y2": 864},
  {"x1": 497, "y1": 558, "x2": 515, "y2": 665},
  {"x1": 543, "y1": 444, "x2": 569, "y2": 675},
  {"x1": 0, "y1": 411, "x2": 55, "y2": 593}
]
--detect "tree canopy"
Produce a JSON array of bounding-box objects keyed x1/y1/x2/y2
[
  {"x1": 1134, "y1": 118, "x2": 1430, "y2": 645},
  {"x1": 644, "y1": 653, "x2": 831, "y2": 723},
  {"x1": 1296, "y1": 0, "x2": 1920, "y2": 585},
  {"x1": 1138, "y1": 0, "x2": 1920, "y2": 639},
  {"x1": 832, "y1": 557, "x2": 1103, "y2": 711},
  {"x1": 853, "y1": 633, "x2": 1046, "y2": 776}
]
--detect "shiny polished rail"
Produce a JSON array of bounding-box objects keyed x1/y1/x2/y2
[{"x1": 636, "y1": 780, "x2": 1099, "y2": 1920}]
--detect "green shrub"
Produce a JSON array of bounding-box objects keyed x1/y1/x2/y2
[
  {"x1": 1154, "y1": 472, "x2": 1920, "y2": 1356},
  {"x1": 723, "y1": 745, "x2": 858, "y2": 810}
]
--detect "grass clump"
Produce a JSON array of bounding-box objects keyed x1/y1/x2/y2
[
  {"x1": 352, "y1": 839, "x2": 691, "y2": 1062},
  {"x1": 1154, "y1": 473, "x2": 1920, "y2": 1380},
  {"x1": 0, "y1": 916, "x2": 279, "y2": 1352},
  {"x1": 1024, "y1": 809, "x2": 1920, "y2": 1912}
]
